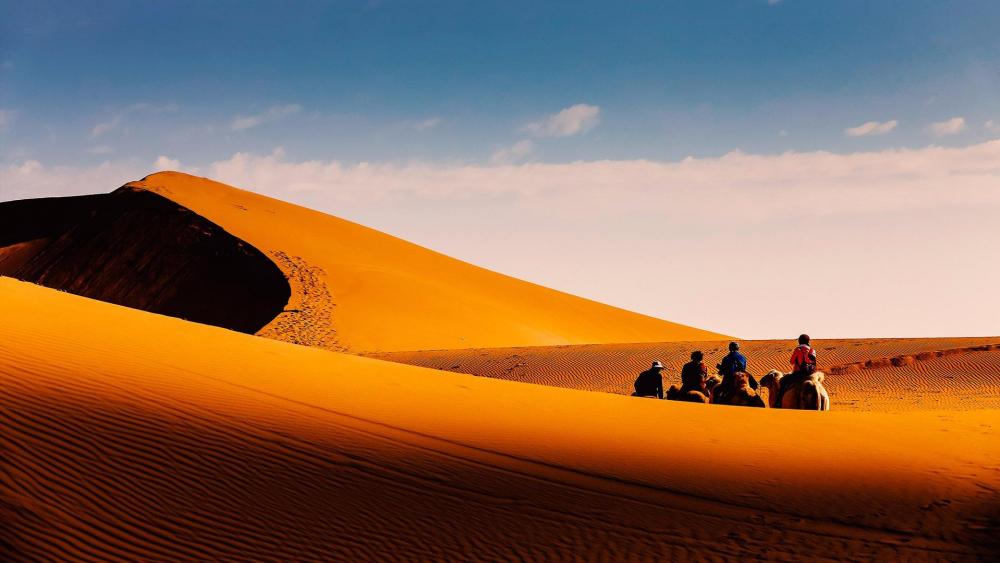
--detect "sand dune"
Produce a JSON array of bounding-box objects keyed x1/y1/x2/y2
[
  {"x1": 122, "y1": 171, "x2": 727, "y2": 352},
  {"x1": 373, "y1": 337, "x2": 1000, "y2": 412},
  {"x1": 0, "y1": 187, "x2": 289, "y2": 334},
  {"x1": 1, "y1": 171, "x2": 725, "y2": 353},
  {"x1": 1, "y1": 278, "x2": 998, "y2": 560}
]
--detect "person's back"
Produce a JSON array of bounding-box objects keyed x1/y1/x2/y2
[
  {"x1": 776, "y1": 334, "x2": 817, "y2": 407},
  {"x1": 790, "y1": 336, "x2": 817, "y2": 375},
  {"x1": 680, "y1": 351, "x2": 708, "y2": 393},
  {"x1": 717, "y1": 342, "x2": 747, "y2": 377},
  {"x1": 713, "y1": 342, "x2": 755, "y2": 404},
  {"x1": 634, "y1": 361, "x2": 664, "y2": 398}
]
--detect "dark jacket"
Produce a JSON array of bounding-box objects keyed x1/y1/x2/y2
[
  {"x1": 680, "y1": 360, "x2": 708, "y2": 391},
  {"x1": 715, "y1": 351, "x2": 757, "y2": 399},
  {"x1": 634, "y1": 369, "x2": 663, "y2": 399},
  {"x1": 717, "y1": 351, "x2": 747, "y2": 378}
]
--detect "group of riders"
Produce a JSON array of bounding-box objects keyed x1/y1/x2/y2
[{"x1": 633, "y1": 334, "x2": 818, "y2": 407}]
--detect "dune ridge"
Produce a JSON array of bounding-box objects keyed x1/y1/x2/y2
[
  {"x1": 121, "y1": 171, "x2": 728, "y2": 352},
  {"x1": 0, "y1": 186, "x2": 289, "y2": 334},
  {"x1": 1, "y1": 278, "x2": 998, "y2": 560},
  {"x1": 373, "y1": 337, "x2": 1000, "y2": 411}
]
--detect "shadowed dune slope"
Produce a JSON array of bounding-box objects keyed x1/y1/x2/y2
[
  {"x1": 0, "y1": 187, "x2": 289, "y2": 334},
  {"x1": 1, "y1": 278, "x2": 998, "y2": 560},
  {"x1": 123, "y1": 171, "x2": 727, "y2": 352},
  {"x1": 373, "y1": 337, "x2": 1000, "y2": 412}
]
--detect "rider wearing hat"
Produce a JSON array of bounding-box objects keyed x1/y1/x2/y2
[{"x1": 633, "y1": 360, "x2": 665, "y2": 399}]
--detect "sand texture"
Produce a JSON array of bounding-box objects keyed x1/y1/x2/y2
[
  {"x1": 122, "y1": 172, "x2": 728, "y2": 352},
  {"x1": 373, "y1": 338, "x2": 1000, "y2": 412},
  {"x1": 1, "y1": 278, "x2": 998, "y2": 560}
]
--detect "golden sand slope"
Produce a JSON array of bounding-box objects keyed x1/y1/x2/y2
[
  {"x1": 1, "y1": 278, "x2": 998, "y2": 560},
  {"x1": 373, "y1": 338, "x2": 1000, "y2": 411},
  {"x1": 125, "y1": 171, "x2": 726, "y2": 352}
]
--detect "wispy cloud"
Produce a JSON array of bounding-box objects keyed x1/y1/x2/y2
[
  {"x1": 928, "y1": 116, "x2": 966, "y2": 137},
  {"x1": 490, "y1": 139, "x2": 534, "y2": 164},
  {"x1": 86, "y1": 145, "x2": 114, "y2": 155},
  {"x1": 523, "y1": 103, "x2": 601, "y2": 137},
  {"x1": 90, "y1": 116, "x2": 122, "y2": 138},
  {"x1": 844, "y1": 119, "x2": 897, "y2": 137},
  {"x1": 231, "y1": 104, "x2": 302, "y2": 131},
  {"x1": 90, "y1": 103, "x2": 178, "y2": 138},
  {"x1": 413, "y1": 117, "x2": 442, "y2": 131},
  {"x1": 983, "y1": 120, "x2": 999, "y2": 133}
]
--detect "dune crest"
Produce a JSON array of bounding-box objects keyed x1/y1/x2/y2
[
  {"x1": 0, "y1": 187, "x2": 289, "y2": 333},
  {"x1": 123, "y1": 171, "x2": 728, "y2": 352}
]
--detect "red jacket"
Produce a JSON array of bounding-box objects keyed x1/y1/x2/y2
[{"x1": 790, "y1": 345, "x2": 816, "y2": 372}]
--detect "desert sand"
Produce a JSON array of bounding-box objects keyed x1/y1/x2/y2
[
  {"x1": 373, "y1": 338, "x2": 1000, "y2": 412},
  {"x1": 2, "y1": 277, "x2": 998, "y2": 560},
  {"x1": 2, "y1": 173, "x2": 998, "y2": 560}
]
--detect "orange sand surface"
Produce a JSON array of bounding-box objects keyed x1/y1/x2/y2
[
  {"x1": 2, "y1": 278, "x2": 998, "y2": 560},
  {"x1": 374, "y1": 339, "x2": 1000, "y2": 412},
  {"x1": 125, "y1": 172, "x2": 726, "y2": 352}
]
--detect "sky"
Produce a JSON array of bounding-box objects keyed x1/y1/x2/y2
[{"x1": 1, "y1": 0, "x2": 999, "y2": 339}]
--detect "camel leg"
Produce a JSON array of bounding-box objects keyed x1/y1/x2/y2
[{"x1": 802, "y1": 381, "x2": 819, "y2": 410}]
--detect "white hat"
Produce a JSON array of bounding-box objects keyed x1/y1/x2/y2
[{"x1": 651, "y1": 361, "x2": 664, "y2": 369}]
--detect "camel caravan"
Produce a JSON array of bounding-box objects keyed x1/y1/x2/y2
[{"x1": 633, "y1": 335, "x2": 831, "y2": 410}]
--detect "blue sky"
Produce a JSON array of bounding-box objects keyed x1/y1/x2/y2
[
  {"x1": 2, "y1": 0, "x2": 999, "y2": 166},
  {"x1": 2, "y1": 1, "x2": 999, "y2": 338}
]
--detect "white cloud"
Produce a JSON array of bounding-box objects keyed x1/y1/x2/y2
[
  {"x1": 413, "y1": 117, "x2": 442, "y2": 131},
  {"x1": 984, "y1": 120, "x2": 999, "y2": 133},
  {"x1": 928, "y1": 116, "x2": 966, "y2": 136},
  {"x1": 0, "y1": 109, "x2": 13, "y2": 130},
  {"x1": 153, "y1": 155, "x2": 181, "y2": 171},
  {"x1": 7, "y1": 141, "x2": 1000, "y2": 220},
  {"x1": 844, "y1": 120, "x2": 898, "y2": 137},
  {"x1": 86, "y1": 145, "x2": 115, "y2": 155},
  {"x1": 231, "y1": 104, "x2": 302, "y2": 131},
  {"x1": 523, "y1": 103, "x2": 601, "y2": 137},
  {"x1": 490, "y1": 139, "x2": 534, "y2": 164},
  {"x1": 778, "y1": 129, "x2": 789, "y2": 137}
]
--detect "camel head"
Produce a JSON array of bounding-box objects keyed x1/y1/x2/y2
[
  {"x1": 759, "y1": 369, "x2": 784, "y2": 389},
  {"x1": 734, "y1": 371, "x2": 754, "y2": 389}
]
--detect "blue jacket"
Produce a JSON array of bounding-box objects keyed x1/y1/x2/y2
[{"x1": 718, "y1": 351, "x2": 747, "y2": 377}]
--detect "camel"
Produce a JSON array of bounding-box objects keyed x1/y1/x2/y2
[
  {"x1": 666, "y1": 384, "x2": 710, "y2": 403},
  {"x1": 758, "y1": 369, "x2": 830, "y2": 410},
  {"x1": 665, "y1": 374, "x2": 722, "y2": 404},
  {"x1": 710, "y1": 372, "x2": 766, "y2": 408}
]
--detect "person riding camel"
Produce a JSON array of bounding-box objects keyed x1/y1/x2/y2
[
  {"x1": 680, "y1": 351, "x2": 709, "y2": 396},
  {"x1": 712, "y1": 342, "x2": 757, "y2": 404},
  {"x1": 774, "y1": 334, "x2": 818, "y2": 408},
  {"x1": 633, "y1": 361, "x2": 665, "y2": 399}
]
